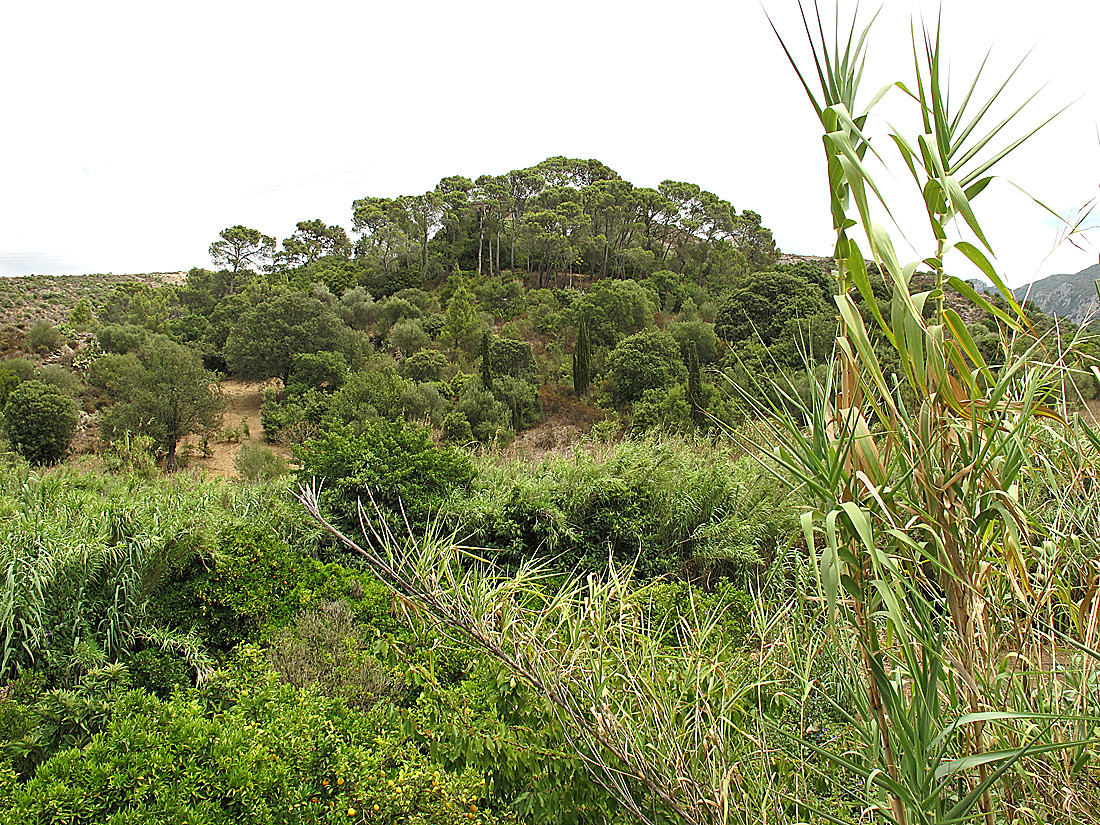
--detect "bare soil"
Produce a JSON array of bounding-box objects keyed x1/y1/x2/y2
[{"x1": 180, "y1": 379, "x2": 294, "y2": 479}]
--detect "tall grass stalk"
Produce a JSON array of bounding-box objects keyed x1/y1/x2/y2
[{"x1": 764, "y1": 4, "x2": 1100, "y2": 824}]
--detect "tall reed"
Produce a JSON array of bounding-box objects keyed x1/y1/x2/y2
[{"x1": 763, "y1": 4, "x2": 1099, "y2": 823}]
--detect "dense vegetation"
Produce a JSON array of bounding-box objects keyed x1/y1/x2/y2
[{"x1": 3, "y1": 10, "x2": 1100, "y2": 825}]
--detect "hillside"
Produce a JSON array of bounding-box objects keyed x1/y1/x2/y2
[
  {"x1": 0, "y1": 271, "x2": 186, "y2": 328},
  {"x1": 1013, "y1": 262, "x2": 1100, "y2": 325}
]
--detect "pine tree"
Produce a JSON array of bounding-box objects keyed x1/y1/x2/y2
[{"x1": 572, "y1": 320, "x2": 591, "y2": 397}]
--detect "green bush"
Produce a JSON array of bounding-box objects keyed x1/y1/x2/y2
[
  {"x1": 459, "y1": 436, "x2": 796, "y2": 580},
  {"x1": 441, "y1": 411, "x2": 474, "y2": 446},
  {"x1": 194, "y1": 526, "x2": 315, "y2": 650},
  {"x1": 266, "y1": 601, "x2": 393, "y2": 708},
  {"x1": 25, "y1": 321, "x2": 62, "y2": 353},
  {"x1": 0, "y1": 358, "x2": 36, "y2": 382},
  {"x1": 633, "y1": 579, "x2": 753, "y2": 647},
  {"x1": 605, "y1": 329, "x2": 686, "y2": 406},
  {"x1": 96, "y1": 322, "x2": 149, "y2": 354},
  {"x1": 400, "y1": 348, "x2": 449, "y2": 383},
  {"x1": 0, "y1": 370, "x2": 20, "y2": 409},
  {"x1": 296, "y1": 420, "x2": 475, "y2": 529},
  {"x1": 4, "y1": 661, "x2": 506, "y2": 825},
  {"x1": 126, "y1": 648, "x2": 191, "y2": 698},
  {"x1": 35, "y1": 364, "x2": 82, "y2": 396},
  {"x1": 455, "y1": 379, "x2": 514, "y2": 444},
  {"x1": 2, "y1": 380, "x2": 78, "y2": 465},
  {"x1": 291, "y1": 350, "x2": 348, "y2": 390}
]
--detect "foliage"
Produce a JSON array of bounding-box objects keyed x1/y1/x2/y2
[
  {"x1": 186, "y1": 526, "x2": 314, "y2": 651},
  {"x1": 2, "y1": 380, "x2": 77, "y2": 465},
  {"x1": 454, "y1": 379, "x2": 516, "y2": 445},
  {"x1": 0, "y1": 358, "x2": 36, "y2": 382},
  {"x1": 266, "y1": 601, "x2": 393, "y2": 708},
  {"x1": 489, "y1": 337, "x2": 535, "y2": 378},
  {"x1": 572, "y1": 320, "x2": 591, "y2": 397},
  {"x1": 605, "y1": 330, "x2": 687, "y2": 406},
  {"x1": 714, "y1": 268, "x2": 832, "y2": 355},
  {"x1": 760, "y1": 5, "x2": 1100, "y2": 824},
  {"x1": 98, "y1": 335, "x2": 225, "y2": 471},
  {"x1": 224, "y1": 290, "x2": 344, "y2": 385},
  {"x1": 35, "y1": 364, "x2": 83, "y2": 397},
  {"x1": 572, "y1": 279, "x2": 655, "y2": 347},
  {"x1": 0, "y1": 465, "x2": 317, "y2": 685},
  {"x1": 441, "y1": 410, "x2": 475, "y2": 446},
  {"x1": 125, "y1": 647, "x2": 191, "y2": 698},
  {"x1": 25, "y1": 321, "x2": 62, "y2": 353},
  {"x1": 96, "y1": 322, "x2": 148, "y2": 354},
  {"x1": 443, "y1": 282, "x2": 481, "y2": 352},
  {"x1": 4, "y1": 657, "x2": 505, "y2": 825},
  {"x1": 456, "y1": 436, "x2": 795, "y2": 580},
  {"x1": 209, "y1": 225, "x2": 275, "y2": 290},
  {"x1": 0, "y1": 370, "x2": 22, "y2": 409},
  {"x1": 295, "y1": 420, "x2": 475, "y2": 529},
  {"x1": 291, "y1": 350, "x2": 348, "y2": 391},
  {"x1": 326, "y1": 366, "x2": 444, "y2": 430},
  {"x1": 401, "y1": 348, "x2": 449, "y2": 383},
  {"x1": 299, "y1": 488, "x2": 780, "y2": 825}
]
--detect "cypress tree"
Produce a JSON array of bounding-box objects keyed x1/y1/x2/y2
[
  {"x1": 687, "y1": 340, "x2": 706, "y2": 428},
  {"x1": 479, "y1": 332, "x2": 493, "y2": 390},
  {"x1": 572, "y1": 320, "x2": 591, "y2": 397}
]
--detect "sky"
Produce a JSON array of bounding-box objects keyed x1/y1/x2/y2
[{"x1": 1, "y1": 0, "x2": 1097, "y2": 288}]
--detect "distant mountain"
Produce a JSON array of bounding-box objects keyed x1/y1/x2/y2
[{"x1": 1013, "y1": 263, "x2": 1100, "y2": 326}]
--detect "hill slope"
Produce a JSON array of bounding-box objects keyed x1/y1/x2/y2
[{"x1": 1013, "y1": 263, "x2": 1100, "y2": 325}]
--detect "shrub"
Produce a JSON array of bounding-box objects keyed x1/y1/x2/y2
[
  {"x1": 126, "y1": 648, "x2": 191, "y2": 698},
  {"x1": 632, "y1": 579, "x2": 753, "y2": 649},
  {"x1": 0, "y1": 358, "x2": 36, "y2": 382},
  {"x1": 266, "y1": 601, "x2": 393, "y2": 708},
  {"x1": 102, "y1": 432, "x2": 159, "y2": 478},
  {"x1": 234, "y1": 441, "x2": 290, "y2": 483},
  {"x1": 455, "y1": 379, "x2": 514, "y2": 444},
  {"x1": 96, "y1": 322, "x2": 149, "y2": 354},
  {"x1": 0, "y1": 369, "x2": 20, "y2": 409},
  {"x1": 290, "y1": 350, "x2": 347, "y2": 390},
  {"x1": 4, "y1": 664, "x2": 503, "y2": 825},
  {"x1": 2, "y1": 380, "x2": 78, "y2": 465},
  {"x1": 25, "y1": 321, "x2": 61, "y2": 353},
  {"x1": 400, "y1": 348, "x2": 449, "y2": 383},
  {"x1": 35, "y1": 364, "x2": 82, "y2": 396},
  {"x1": 390, "y1": 318, "x2": 431, "y2": 356},
  {"x1": 296, "y1": 420, "x2": 475, "y2": 529},
  {"x1": 441, "y1": 410, "x2": 474, "y2": 446},
  {"x1": 605, "y1": 330, "x2": 686, "y2": 406}
]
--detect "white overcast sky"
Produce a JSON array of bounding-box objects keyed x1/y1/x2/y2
[{"x1": 1, "y1": 0, "x2": 1097, "y2": 288}]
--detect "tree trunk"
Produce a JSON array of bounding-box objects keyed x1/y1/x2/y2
[{"x1": 477, "y1": 213, "x2": 484, "y2": 277}]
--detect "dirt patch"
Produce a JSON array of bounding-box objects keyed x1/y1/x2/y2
[
  {"x1": 181, "y1": 378, "x2": 294, "y2": 479},
  {"x1": 501, "y1": 392, "x2": 610, "y2": 462}
]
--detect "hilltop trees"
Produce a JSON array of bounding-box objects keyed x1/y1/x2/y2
[
  {"x1": 209, "y1": 225, "x2": 275, "y2": 294},
  {"x1": 277, "y1": 219, "x2": 352, "y2": 267}
]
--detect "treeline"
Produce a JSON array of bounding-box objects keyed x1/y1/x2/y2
[{"x1": 204, "y1": 156, "x2": 778, "y2": 294}]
